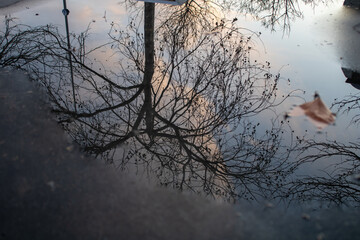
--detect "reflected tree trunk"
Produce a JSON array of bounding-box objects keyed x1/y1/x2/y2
[{"x1": 144, "y1": 3, "x2": 155, "y2": 137}]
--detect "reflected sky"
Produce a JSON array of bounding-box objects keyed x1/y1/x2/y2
[{"x1": 231, "y1": 0, "x2": 360, "y2": 141}]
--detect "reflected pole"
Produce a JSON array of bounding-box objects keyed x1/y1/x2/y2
[{"x1": 62, "y1": 0, "x2": 77, "y2": 112}]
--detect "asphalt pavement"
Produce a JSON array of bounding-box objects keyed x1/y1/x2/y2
[
  {"x1": 0, "y1": 69, "x2": 237, "y2": 240},
  {"x1": 0, "y1": 69, "x2": 359, "y2": 240}
]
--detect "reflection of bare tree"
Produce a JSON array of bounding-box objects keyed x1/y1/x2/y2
[
  {"x1": 0, "y1": 19, "x2": 56, "y2": 66},
  {"x1": 221, "y1": 0, "x2": 315, "y2": 31},
  {"x1": 333, "y1": 94, "x2": 360, "y2": 124},
  {"x1": 1, "y1": 16, "x2": 294, "y2": 200},
  {"x1": 2, "y1": 13, "x2": 359, "y2": 206},
  {"x1": 139, "y1": 0, "x2": 309, "y2": 32},
  {"x1": 332, "y1": 68, "x2": 360, "y2": 124},
  {"x1": 156, "y1": 0, "x2": 312, "y2": 31},
  {"x1": 332, "y1": 68, "x2": 360, "y2": 123},
  {"x1": 279, "y1": 138, "x2": 360, "y2": 206}
]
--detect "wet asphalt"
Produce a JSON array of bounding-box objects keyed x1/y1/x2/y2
[
  {"x1": 1, "y1": 69, "x2": 360, "y2": 239},
  {"x1": 0, "y1": 69, "x2": 237, "y2": 240}
]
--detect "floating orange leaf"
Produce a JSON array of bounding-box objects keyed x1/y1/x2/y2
[{"x1": 288, "y1": 94, "x2": 336, "y2": 129}]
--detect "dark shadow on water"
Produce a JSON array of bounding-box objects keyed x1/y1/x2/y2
[{"x1": 342, "y1": 67, "x2": 360, "y2": 90}]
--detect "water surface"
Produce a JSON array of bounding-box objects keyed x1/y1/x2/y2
[{"x1": 1, "y1": 0, "x2": 359, "y2": 208}]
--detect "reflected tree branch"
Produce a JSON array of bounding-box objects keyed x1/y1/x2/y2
[{"x1": 1, "y1": 10, "x2": 359, "y2": 206}]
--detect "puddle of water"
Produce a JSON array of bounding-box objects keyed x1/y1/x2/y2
[{"x1": 1, "y1": 0, "x2": 359, "y2": 208}]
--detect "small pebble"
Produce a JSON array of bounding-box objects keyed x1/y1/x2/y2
[
  {"x1": 301, "y1": 213, "x2": 311, "y2": 221},
  {"x1": 46, "y1": 181, "x2": 56, "y2": 192},
  {"x1": 66, "y1": 145, "x2": 74, "y2": 152},
  {"x1": 265, "y1": 202, "x2": 274, "y2": 208},
  {"x1": 316, "y1": 232, "x2": 325, "y2": 240}
]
